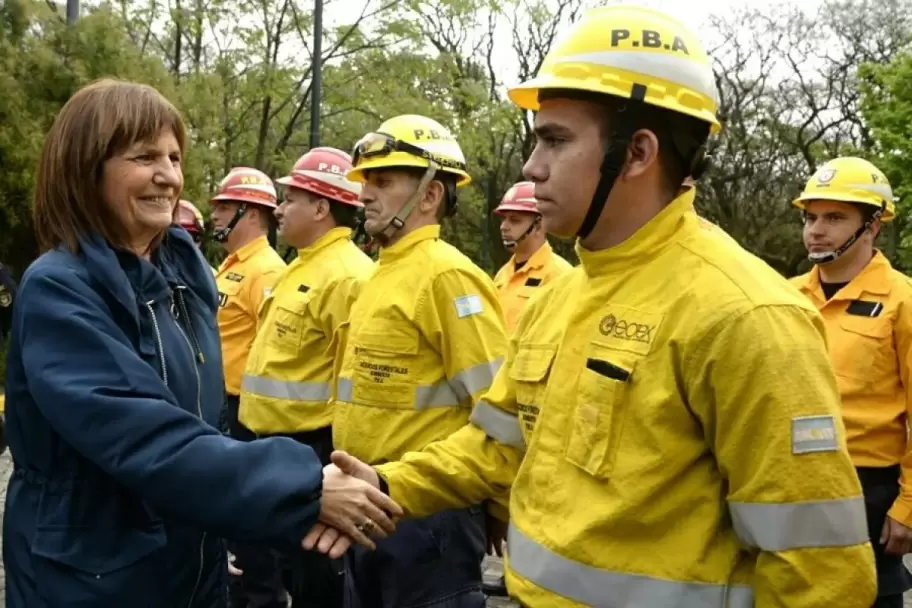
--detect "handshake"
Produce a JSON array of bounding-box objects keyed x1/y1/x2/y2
[{"x1": 305, "y1": 451, "x2": 402, "y2": 559}]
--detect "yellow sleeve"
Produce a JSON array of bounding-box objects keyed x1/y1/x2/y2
[
  {"x1": 376, "y1": 335, "x2": 524, "y2": 519},
  {"x1": 688, "y1": 303, "x2": 876, "y2": 607},
  {"x1": 889, "y1": 291, "x2": 912, "y2": 525},
  {"x1": 311, "y1": 276, "x2": 361, "y2": 346},
  {"x1": 423, "y1": 268, "x2": 507, "y2": 407},
  {"x1": 246, "y1": 268, "x2": 283, "y2": 319}
]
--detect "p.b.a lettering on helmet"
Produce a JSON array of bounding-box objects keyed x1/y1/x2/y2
[
  {"x1": 506, "y1": 5, "x2": 721, "y2": 133},
  {"x1": 347, "y1": 114, "x2": 472, "y2": 187},
  {"x1": 608, "y1": 28, "x2": 690, "y2": 55},
  {"x1": 212, "y1": 167, "x2": 279, "y2": 209},
  {"x1": 410, "y1": 127, "x2": 456, "y2": 143},
  {"x1": 276, "y1": 147, "x2": 362, "y2": 207}
]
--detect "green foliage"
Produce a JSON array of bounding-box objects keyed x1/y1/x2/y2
[
  {"x1": 860, "y1": 54, "x2": 912, "y2": 270},
  {"x1": 3, "y1": 0, "x2": 912, "y2": 284}
]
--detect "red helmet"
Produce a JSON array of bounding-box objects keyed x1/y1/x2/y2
[
  {"x1": 211, "y1": 167, "x2": 278, "y2": 209},
  {"x1": 494, "y1": 181, "x2": 539, "y2": 215},
  {"x1": 276, "y1": 148, "x2": 363, "y2": 207},
  {"x1": 174, "y1": 199, "x2": 204, "y2": 235}
]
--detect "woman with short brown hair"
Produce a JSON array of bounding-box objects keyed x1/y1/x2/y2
[{"x1": 2, "y1": 78, "x2": 400, "y2": 608}]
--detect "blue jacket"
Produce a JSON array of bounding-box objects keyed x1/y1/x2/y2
[{"x1": 3, "y1": 227, "x2": 323, "y2": 607}]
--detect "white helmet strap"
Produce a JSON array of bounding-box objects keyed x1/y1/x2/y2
[{"x1": 375, "y1": 161, "x2": 439, "y2": 243}]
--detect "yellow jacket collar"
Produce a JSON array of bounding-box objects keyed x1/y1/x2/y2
[
  {"x1": 512, "y1": 241, "x2": 553, "y2": 274},
  {"x1": 297, "y1": 227, "x2": 352, "y2": 263},
  {"x1": 802, "y1": 250, "x2": 893, "y2": 300},
  {"x1": 379, "y1": 224, "x2": 440, "y2": 264},
  {"x1": 576, "y1": 191, "x2": 694, "y2": 276},
  {"x1": 221, "y1": 235, "x2": 270, "y2": 270}
]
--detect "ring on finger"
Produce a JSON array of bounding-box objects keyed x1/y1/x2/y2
[{"x1": 357, "y1": 520, "x2": 375, "y2": 533}]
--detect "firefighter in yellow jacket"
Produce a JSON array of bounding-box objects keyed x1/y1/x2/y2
[
  {"x1": 493, "y1": 181, "x2": 572, "y2": 335},
  {"x1": 210, "y1": 167, "x2": 287, "y2": 608},
  {"x1": 307, "y1": 6, "x2": 877, "y2": 607},
  {"x1": 239, "y1": 147, "x2": 374, "y2": 606},
  {"x1": 331, "y1": 113, "x2": 508, "y2": 606},
  {"x1": 791, "y1": 157, "x2": 912, "y2": 608},
  {"x1": 486, "y1": 180, "x2": 573, "y2": 597},
  {"x1": 212, "y1": 167, "x2": 287, "y2": 439}
]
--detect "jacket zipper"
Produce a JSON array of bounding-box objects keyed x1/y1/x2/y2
[
  {"x1": 146, "y1": 294, "x2": 207, "y2": 607},
  {"x1": 144, "y1": 301, "x2": 168, "y2": 387}
]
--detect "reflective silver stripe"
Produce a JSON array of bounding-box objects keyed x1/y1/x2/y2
[
  {"x1": 507, "y1": 523, "x2": 753, "y2": 608},
  {"x1": 469, "y1": 401, "x2": 525, "y2": 451},
  {"x1": 729, "y1": 496, "x2": 868, "y2": 552},
  {"x1": 414, "y1": 381, "x2": 460, "y2": 408},
  {"x1": 848, "y1": 182, "x2": 893, "y2": 201},
  {"x1": 449, "y1": 358, "x2": 503, "y2": 400},
  {"x1": 241, "y1": 375, "x2": 332, "y2": 402},
  {"x1": 337, "y1": 377, "x2": 354, "y2": 402},
  {"x1": 335, "y1": 359, "x2": 503, "y2": 409},
  {"x1": 554, "y1": 51, "x2": 718, "y2": 103}
]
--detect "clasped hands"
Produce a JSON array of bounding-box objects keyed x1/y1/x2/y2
[{"x1": 302, "y1": 450, "x2": 398, "y2": 559}]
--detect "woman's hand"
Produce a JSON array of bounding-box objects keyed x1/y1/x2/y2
[{"x1": 317, "y1": 463, "x2": 402, "y2": 552}]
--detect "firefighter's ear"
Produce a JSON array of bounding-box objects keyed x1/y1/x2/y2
[
  {"x1": 420, "y1": 180, "x2": 445, "y2": 214},
  {"x1": 314, "y1": 197, "x2": 331, "y2": 221}
]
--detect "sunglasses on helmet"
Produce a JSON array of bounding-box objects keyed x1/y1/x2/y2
[{"x1": 352, "y1": 132, "x2": 466, "y2": 173}]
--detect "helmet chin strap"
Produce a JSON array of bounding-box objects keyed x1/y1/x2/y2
[
  {"x1": 213, "y1": 203, "x2": 248, "y2": 243},
  {"x1": 503, "y1": 216, "x2": 541, "y2": 250},
  {"x1": 371, "y1": 161, "x2": 438, "y2": 245},
  {"x1": 806, "y1": 203, "x2": 884, "y2": 265}
]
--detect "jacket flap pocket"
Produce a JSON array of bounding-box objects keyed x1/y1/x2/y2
[
  {"x1": 32, "y1": 524, "x2": 167, "y2": 576},
  {"x1": 510, "y1": 344, "x2": 557, "y2": 382},
  {"x1": 840, "y1": 315, "x2": 891, "y2": 339},
  {"x1": 218, "y1": 280, "x2": 242, "y2": 296},
  {"x1": 356, "y1": 325, "x2": 420, "y2": 355}
]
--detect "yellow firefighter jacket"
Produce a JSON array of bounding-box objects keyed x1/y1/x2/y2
[
  {"x1": 791, "y1": 251, "x2": 912, "y2": 525},
  {"x1": 332, "y1": 224, "x2": 507, "y2": 468},
  {"x1": 376, "y1": 193, "x2": 876, "y2": 608},
  {"x1": 216, "y1": 236, "x2": 286, "y2": 395},
  {"x1": 494, "y1": 241, "x2": 572, "y2": 334},
  {"x1": 239, "y1": 228, "x2": 374, "y2": 435}
]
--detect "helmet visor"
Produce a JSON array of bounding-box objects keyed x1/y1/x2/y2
[{"x1": 352, "y1": 132, "x2": 467, "y2": 173}]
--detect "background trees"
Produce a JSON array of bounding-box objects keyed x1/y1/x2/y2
[{"x1": 3, "y1": 0, "x2": 912, "y2": 279}]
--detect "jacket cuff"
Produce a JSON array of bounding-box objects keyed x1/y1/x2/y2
[
  {"x1": 485, "y1": 499, "x2": 509, "y2": 523},
  {"x1": 888, "y1": 495, "x2": 912, "y2": 527},
  {"x1": 376, "y1": 469, "x2": 390, "y2": 496}
]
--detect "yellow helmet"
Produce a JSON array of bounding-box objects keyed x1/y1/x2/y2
[
  {"x1": 348, "y1": 114, "x2": 472, "y2": 187},
  {"x1": 793, "y1": 157, "x2": 895, "y2": 222},
  {"x1": 507, "y1": 5, "x2": 721, "y2": 133}
]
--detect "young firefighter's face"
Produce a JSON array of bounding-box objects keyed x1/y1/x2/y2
[
  {"x1": 522, "y1": 99, "x2": 604, "y2": 239},
  {"x1": 802, "y1": 200, "x2": 871, "y2": 257}
]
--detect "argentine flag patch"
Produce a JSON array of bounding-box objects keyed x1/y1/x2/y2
[{"x1": 454, "y1": 294, "x2": 483, "y2": 318}]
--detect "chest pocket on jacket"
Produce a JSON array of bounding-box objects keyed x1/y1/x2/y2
[
  {"x1": 518, "y1": 276, "x2": 543, "y2": 300},
  {"x1": 510, "y1": 344, "x2": 557, "y2": 437},
  {"x1": 832, "y1": 314, "x2": 893, "y2": 386},
  {"x1": 352, "y1": 323, "x2": 420, "y2": 409},
  {"x1": 217, "y1": 279, "x2": 242, "y2": 309},
  {"x1": 565, "y1": 344, "x2": 641, "y2": 480},
  {"x1": 269, "y1": 295, "x2": 312, "y2": 352}
]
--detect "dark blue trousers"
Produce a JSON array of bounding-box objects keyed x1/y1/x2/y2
[{"x1": 344, "y1": 506, "x2": 487, "y2": 608}]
